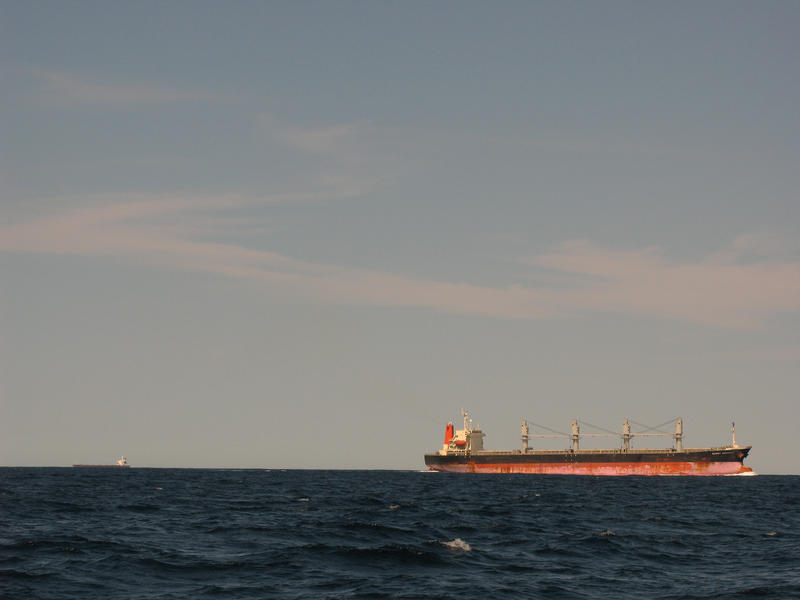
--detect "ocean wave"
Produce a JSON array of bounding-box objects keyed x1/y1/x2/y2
[{"x1": 2, "y1": 468, "x2": 798, "y2": 599}]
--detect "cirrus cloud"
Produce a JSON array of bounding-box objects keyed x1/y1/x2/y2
[
  {"x1": 1, "y1": 195, "x2": 798, "y2": 329},
  {"x1": 33, "y1": 70, "x2": 238, "y2": 106}
]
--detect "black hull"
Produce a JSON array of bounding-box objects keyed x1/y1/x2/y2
[{"x1": 425, "y1": 447, "x2": 750, "y2": 466}]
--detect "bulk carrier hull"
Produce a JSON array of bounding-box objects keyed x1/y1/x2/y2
[
  {"x1": 425, "y1": 412, "x2": 753, "y2": 476},
  {"x1": 424, "y1": 447, "x2": 752, "y2": 476}
]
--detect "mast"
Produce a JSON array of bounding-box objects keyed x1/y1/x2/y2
[
  {"x1": 571, "y1": 419, "x2": 580, "y2": 452},
  {"x1": 675, "y1": 418, "x2": 683, "y2": 451},
  {"x1": 622, "y1": 418, "x2": 631, "y2": 451},
  {"x1": 521, "y1": 419, "x2": 529, "y2": 452}
]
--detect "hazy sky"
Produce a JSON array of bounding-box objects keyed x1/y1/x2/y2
[{"x1": 1, "y1": 1, "x2": 798, "y2": 472}]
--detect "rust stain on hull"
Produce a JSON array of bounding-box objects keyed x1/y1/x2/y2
[{"x1": 427, "y1": 461, "x2": 753, "y2": 476}]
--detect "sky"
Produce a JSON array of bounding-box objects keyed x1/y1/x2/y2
[{"x1": 1, "y1": 1, "x2": 798, "y2": 472}]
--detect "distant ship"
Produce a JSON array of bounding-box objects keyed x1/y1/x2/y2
[
  {"x1": 73, "y1": 456, "x2": 130, "y2": 468},
  {"x1": 424, "y1": 411, "x2": 752, "y2": 476}
]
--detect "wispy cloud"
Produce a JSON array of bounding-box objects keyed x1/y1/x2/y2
[
  {"x1": 1, "y1": 197, "x2": 798, "y2": 328},
  {"x1": 252, "y1": 115, "x2": 386, "y2": 200},
  {"x1": 527, "y1": 238, "x2": 800, "y2": 328},
  {"x1": 280, "y1": 123, "x2": 349, "y2": 153},
  {"x1": 34, "y1": 70, "x2": 235, "y2": 106}
]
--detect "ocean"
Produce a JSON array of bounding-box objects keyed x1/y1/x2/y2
[{"x1": 1, "y1": 468, "x2": 798, "y2": 599}]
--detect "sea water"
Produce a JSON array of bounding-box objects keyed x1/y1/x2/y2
[{"x1": 1, "y1": 468, "x2": 798, "y2": 599}]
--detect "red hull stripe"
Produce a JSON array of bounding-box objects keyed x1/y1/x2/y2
[{"x1": 427, "y1": 461, "x2": 752, "y2": 476}]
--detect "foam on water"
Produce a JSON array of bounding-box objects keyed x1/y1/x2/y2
[
  {"x1": 441, "y1": 538, "x2": 471, "y2": 551},
  {"x1": 599, "y1": 529, "x2": 615, "y2": 537}
]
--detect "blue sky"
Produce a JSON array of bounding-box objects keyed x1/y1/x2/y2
[{"x1": 1, "y1": 1, "x2": 798, "y2": 471}]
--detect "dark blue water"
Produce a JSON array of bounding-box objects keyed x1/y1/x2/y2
[{"x1": 1, "y1": 469, "x2": 798, "y2": 599}]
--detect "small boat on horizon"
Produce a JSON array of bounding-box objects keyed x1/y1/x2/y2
[{"x1": 73, "y1": 456, "x2": 130, "y2": 468}]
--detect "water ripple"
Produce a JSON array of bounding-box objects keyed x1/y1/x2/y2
[{"x1": 1, "y1": 468, "x2": 798, "y2": 599}]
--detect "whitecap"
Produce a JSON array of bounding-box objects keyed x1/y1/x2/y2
[
  {"x1": 441, "y1": 538, "x2": 471, "y2": 551},
  {"x1": 599, "y1": 529, "x2": 615, "y2": 537}
]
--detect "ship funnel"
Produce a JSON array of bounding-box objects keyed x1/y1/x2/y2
[{"x1": 444, "y1": 422, "x2": 454, "y2": 445}]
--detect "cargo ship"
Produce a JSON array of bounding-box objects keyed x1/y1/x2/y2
[
  {"x1": 424, "y1": 411, "x2": 752, "y2": 476},
  {"x1": 73, "y1": 456, "x2": 130, "y2": 468}
]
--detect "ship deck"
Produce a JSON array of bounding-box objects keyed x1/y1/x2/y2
[{"x1": 435, "y1": 446, "x2": 745, "y2": 456}]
